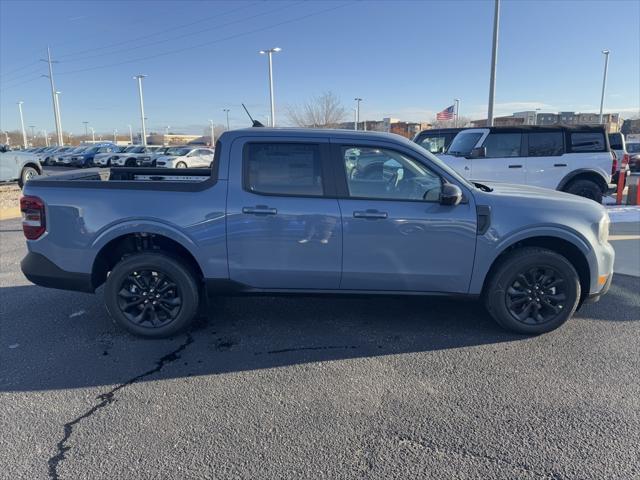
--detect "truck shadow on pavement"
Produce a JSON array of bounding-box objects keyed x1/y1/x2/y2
[{"x1": 1, "y1": 274, "x2": 637, "y2": 393}]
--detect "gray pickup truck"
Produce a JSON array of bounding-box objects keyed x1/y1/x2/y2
[{"x1": 20, "y1": 128, "x2": 614, "y2": 338}]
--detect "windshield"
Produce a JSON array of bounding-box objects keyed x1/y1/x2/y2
[
  {"x1": 627, "y1": 143, "x2": 640, "y2": 153},
  {"x1": 407, "y1": 141, "x2": 475, "y2": 190},
  {"x1": 448, "y1": 132, "x2": 483, "y2": 156},
  {"x1": 166, "y1": 147, "x2": 190, "y2": 156},
  {"x1": 128, "y1": 146, "x2": 146, "y2": 153},
  {"x1": 70, "y1": 147, "x2": 88, "y2": 153}
]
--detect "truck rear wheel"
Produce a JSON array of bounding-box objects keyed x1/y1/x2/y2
[
  {"x1": 104, "y1": 252, "x2": 199, "y2": 338},
  {"x1": 564, "y1": 179, "x2": 603, "y2": 204},
  {"x1": 484, "y1": 247, "x2": 580, "y2": 335}
]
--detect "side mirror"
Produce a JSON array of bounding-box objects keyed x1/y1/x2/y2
[
  {"x1": 468, "y1": 146, "x2": 486, "y2": 159},
  {"x1": 439, "y1": 183, "x2": 463, "y2": 206}
]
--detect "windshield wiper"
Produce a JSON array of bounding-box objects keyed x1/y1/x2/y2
[{"x1": 473, "y1": 182, "x2": 493, "y2": 192}]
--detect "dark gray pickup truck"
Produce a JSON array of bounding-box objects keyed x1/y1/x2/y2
[{"x1": 20, "y1": 128, "x2": 614, "y2": 337}]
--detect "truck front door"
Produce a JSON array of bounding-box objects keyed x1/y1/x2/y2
[{"x1": 226, "y1": 138, "x2": 342, "y2": 289}]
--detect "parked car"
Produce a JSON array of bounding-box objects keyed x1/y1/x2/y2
[
  {"x1": 137, "y1": 146, "x2": 173, "y2": 167},
  {"x1": 413, "y1": 128, "x2": 466, "y2": 154},
  {"x1": 0, "y1": 144, "x2": 42, "y2": 187},
  {"x1": 53, "y1": 146, "x2": 89, "y2": 166},
  {"x1": 104, "y1": 145, "x2": 164, "y2": 167},
  {"x1": 608, "y1": 132, "x2": 631, "y2": 186},
  {"x1": 155, "y1": 146, "x2": 214, "y2": 168},
  {"x1": 440, "y1": 125, "x2": 614, "y2": 203},
  {"x1": 626, "y1": 142, "x2": 640, "y2": 172},
  {"x1": 91, "y1": 145, "x2": 129, "y2": 167},
  {"x1": 42, "y1": 146, "x2": 74, "y2": 166},
  {"x1": 69, "y1": 143, "x2": 119, "y2": 168},
  {"x1": 20, "y1": 128, "x2": 613, "y2": 338}
]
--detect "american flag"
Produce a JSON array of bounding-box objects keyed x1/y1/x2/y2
[{"x1": 436, "y1": 105, "x2": 455, "y2": 121}]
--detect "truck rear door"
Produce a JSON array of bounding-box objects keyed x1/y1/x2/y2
[{"x1": 226, "y1": 137, "x2": 341, "y2": 289}]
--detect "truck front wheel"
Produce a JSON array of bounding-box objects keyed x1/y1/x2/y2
[
  {"x1": 104, "y1": 252, "x2": 200, "y2": 338},
  {"x1": 484, "y1": 247, "x2": 580, "y2": 335}
]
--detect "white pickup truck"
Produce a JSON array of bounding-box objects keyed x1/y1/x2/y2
[{"x1": 439, "y1": 126, "x2": 614, "y2": 203}]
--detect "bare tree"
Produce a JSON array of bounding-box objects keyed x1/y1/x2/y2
[
  {"x1": 430, "y1": 116, "x2": 471, "y2": 129},
  {"x1": 286, "y1": 91, "x2": 347, "y2": 128}
]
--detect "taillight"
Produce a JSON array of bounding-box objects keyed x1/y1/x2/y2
[
  {"x1": 20, "y1": 196, "x2": 46, "y2": 240},
  {"x1": 611, "y1": 151, "x2": 618, "y2": 175}
]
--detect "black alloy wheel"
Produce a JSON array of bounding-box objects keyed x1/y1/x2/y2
[{"x1": 505, "y1": 266, "x2": 566, "y2": 325}]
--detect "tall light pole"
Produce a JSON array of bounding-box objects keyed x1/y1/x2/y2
[
  {"x1": 223, "y1": 109, "x2": 230, "y2": 130},
  {"x1": 54, "y1": 91, "x2": 63, "y2": 145},
  {"x1": 82, "y1": 121, "x2": 89, "y2": 140},
  {"x1": 487, "y1": 0, "x2": 500, "y2": 127},
  {"x1": 208, "y1": 119, "x2": 215, "y2": 147},
  {"x1": 354, "y1": 98, "x2": 362, "y2": 130},
  {"x1": 127, "y1": 124, "x2": 133, "y2": 144},
  {"x1": 43, "y1": 130, "x2": 49, "y2": 147},
  {"x1": 41, "y1": 47, "x2": 63, "y2": 146},
  {"x1": 113, "y1": 129, "x2": 118, "y2": 143},
  {"x1": 28, "y1": 125, "x2": 36, "y2": 143},
  {"x1": 134, "y1": 74, "x2": 148, "y2": 146},
  {"x1": 17, "y1": 101, "x2": 27, "y2": 148},
  {"x1": 599, "y1": 49, "x2": 610, "y2": 125},
  {"x1": 90, "y1": 127, "x2": 95, "y2": 142},
  {"x1": 165, "y1": 126, "x2": 170, "y2": 137},
  {"x1": 454, "y1": 98, "x2": 460, "y2": 127},
  {"x1": 259, "y1": 47, "x2": 281, "y2": 127}
]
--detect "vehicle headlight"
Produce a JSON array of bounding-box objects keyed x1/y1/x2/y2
[{"x1": 598, "y1": 214, "x2": 610, "y2": 244}]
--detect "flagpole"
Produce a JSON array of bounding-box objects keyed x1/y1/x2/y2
[{"x1": 454, "y1": 99, "x2": 460, "y2": 128}]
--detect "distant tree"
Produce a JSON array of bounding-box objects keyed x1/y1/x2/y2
[
  {"x1": 286, "y1": 91, "x2": 347, "y2": 128},
  {"x1": 430, "y1": 116, "x2": 471, "y2": 129}
]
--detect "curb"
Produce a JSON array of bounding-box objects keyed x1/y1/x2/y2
[{"x1": 0, "y1": 207, "x2": 21, "y2": 221}]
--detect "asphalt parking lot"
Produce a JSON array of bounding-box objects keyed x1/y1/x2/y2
[{"x1": 1, "y1": 216, "x2": 639, "y2": 479}]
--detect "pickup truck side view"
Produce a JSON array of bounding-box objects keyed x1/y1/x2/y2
[{"x1": 20, "y1": 129, "x2": 614, "y2": 338}]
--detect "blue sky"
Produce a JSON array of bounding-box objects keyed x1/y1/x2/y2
[{"x1": 1, "y1": 0, "x2": 639, "y2": 136}]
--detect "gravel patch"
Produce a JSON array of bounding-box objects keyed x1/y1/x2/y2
[{"x1": 0, "y1": 184, "x2": 21, "y2": 210}]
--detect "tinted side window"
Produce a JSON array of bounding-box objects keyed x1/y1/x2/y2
[
  {"x1": 571, "y1": 132, "x2": 605, "y2": 152},
  {"x1": 528, "y1": 132, "x2": 563, "y2": 156},
  {"x1": 245, "y1": 143, "x2": 323, "y2": 196},
  {"x1": 608, "y1": 134, "x2": 623, "y2": 150},
  {"x1": 483, "y1": 133, "x2": 522, "y2": 158}
]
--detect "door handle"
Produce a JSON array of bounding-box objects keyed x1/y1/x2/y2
[
  {"x1": 353, "y1": 210, "x2": 388, "y2": 219},
  {"x1": 242, "y1": 206, "x2": 277, "y2": 215},
  {"x1": 508, "y1": 164, "x2": 523, "y2": 168},
  {"x1": 553, "y1": 163, "x2": 567, "y2": 167}
]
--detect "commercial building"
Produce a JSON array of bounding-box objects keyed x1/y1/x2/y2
[
  {"x1": 472, "y1": 111, "x2": 621, "y2": 132},
  {"x1": 146, "y1": 133, "x2": 202, "y2": 145}
]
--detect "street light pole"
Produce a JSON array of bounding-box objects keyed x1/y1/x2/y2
[
  {"x1": 90, "y1": 127, "x2": 95, "y2": 142},
  {"x1": 134, "y1": 74, "x2": 148, "y2": 146},
  {"x1": 83, "y1": 121, "x2": 89, "y2": 140},
  {"x1": 208, "y1": 119, "x2": 215, "y2": 147},
  {"x1": 454, "y1": 98, "x2": 460, "y2": 127},
  {"x1": 113, "y1": 129, "x2": 118, "y2": 143},
  {"x1": 54, "y1": 91, "x2": 63, "y2": 145},
  {"x1": 43, "y1": 130, "x2": 49, "y2": 147},
  {"x1": 17, "y1": 101, "x2": 27, "y2": 148},
  {"x1": 127, "y1": 124, "x2": 133, "y2": 144},
  {"x1": 487, "y1": 0, "x2": 500, "y2": 127},
  {"x1": 28, "y1": 125, "x2": 36, "y2": 143},
  {"x1": 354, "y1": 98, "x2": 362, "y2": 130},
  {"x1": 223, "y1": 109, "x2": 230, "y2": 130},
  {"x1": 259, "y1": 47, "x2": 281, "y2": 127},
  {"x1": 599, "y1": 49, "x2": 610, "y2": 125}
]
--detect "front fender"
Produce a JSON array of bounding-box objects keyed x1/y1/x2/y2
[{"x1": 468, "y1": 225, "x2": 595, "y2": 295}]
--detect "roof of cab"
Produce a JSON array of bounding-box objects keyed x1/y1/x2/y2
[{"x1": 220, "y1": 127, "x2": 411, "y2": 143}]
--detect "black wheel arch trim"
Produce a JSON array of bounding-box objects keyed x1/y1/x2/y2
[{"x1": 557, "y1": 168, "x2": 608, "y2": 192}]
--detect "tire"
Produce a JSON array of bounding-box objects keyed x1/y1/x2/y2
[
  {"x1": 564, "y1": 179, "x2": 603, "y2": 204},
  {"x1": 176, "y1": 161, "x2": 187, "y2": 168},
  {"x1": 104, "y1": 252, "x2": 200, "y2": 338},
  {"x1": 484, "y1": 247, "x2": 580, "y2": 335},
  {"x1": 18, "y1": 166, "x2": 39, "y2": 189},
  {"x1": 125, "y1": 158, "x2": 136, "y2": 167}
]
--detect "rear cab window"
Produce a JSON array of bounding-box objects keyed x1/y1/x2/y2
[{"x1": 244, "y1": 143, "x2": 324, "y2": 196}]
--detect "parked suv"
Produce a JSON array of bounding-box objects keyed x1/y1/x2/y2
[
  {"x1": 155, "y1": 146, "x2": 214, "y2": 168},
  {"x1": 106, "y1": 145, "x2": 164, "y2": 167},
  {"x1": 627, "y1": 142, "x2": 640, "y2": 171},
  {"x1": 440, "y1": 126, "x2": 614, "y2": 203},
  {"x1": 0, "y1": 144, "x2": 42, "y2": 187},
  {"x1": 413, "y1": 128, "x2": 466, "y2": 154},
  {"x1": 69, "y1": 143, "x2": 119, "y2": 168},
  {"x1": 20, "y1": 128, "x2": 613, "y2": 338}
]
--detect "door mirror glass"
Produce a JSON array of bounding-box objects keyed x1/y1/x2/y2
[
  {"x1": 439, "y1": 183, "x2": 462, "y2": 206},
  {"x1": 468, "y1": 146, "x2": 486, "y2": 159}
]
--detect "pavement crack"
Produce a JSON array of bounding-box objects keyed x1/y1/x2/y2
[
  {"x1": 257, "y1": 345, "x2": 358, "y2": 355},
  {"x1": 46, "y1": 333, "x2": 194, "y2": 480}
]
